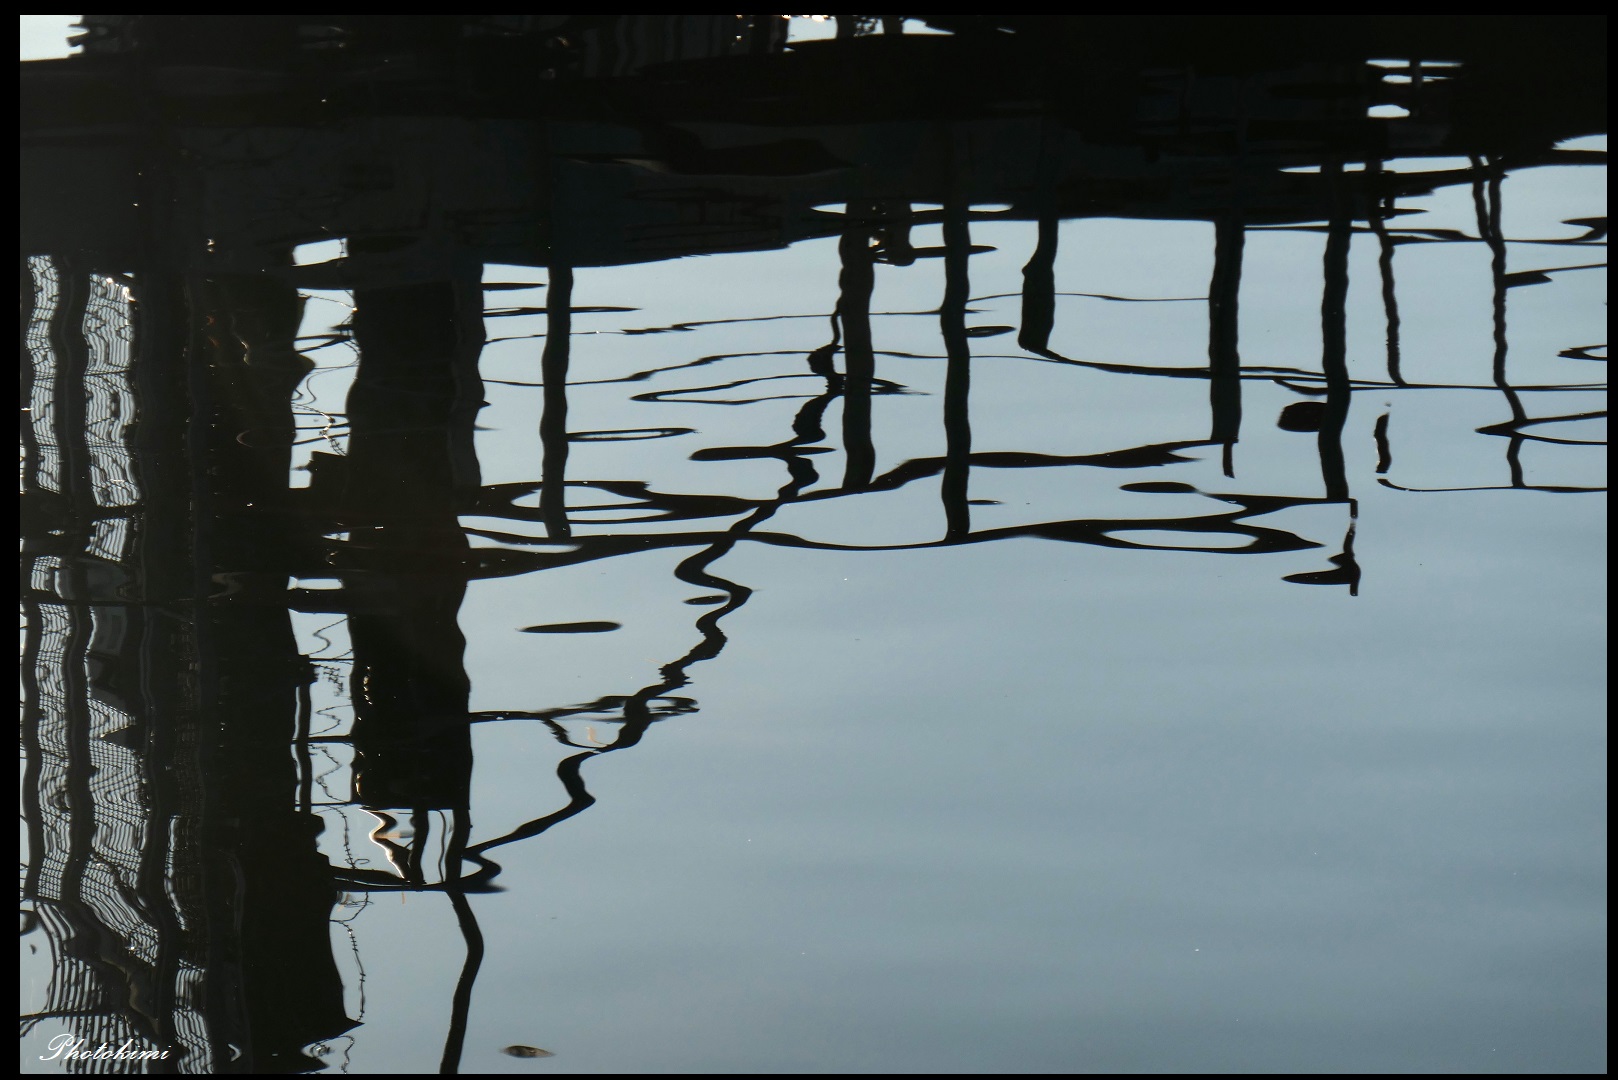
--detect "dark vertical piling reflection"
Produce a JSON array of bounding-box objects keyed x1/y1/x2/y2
[
  {"x1": 1290, "y1": 159, "x2": 1363, "y2": 595},
  {"x1": 940, "y1": 200, "x2": 973, "y2": 538},
  {"x1": 838, "y1": 212, "x2": 878, "y2": 490},
  {"x1": 1018, "y1": 119, "x2": 1062, "y2": 359},
  {"x1": 1373, "y1": 413, "x2": 1394, "y2": 474},
  {"x1": 439, "y1": 878, "x2": 484, "y2": 1076},
  {"x1": 1366, "y1": 161, "x2": 1406, "y2": 386},
  {"x1": 191, "y1": 270, "x2": 356, "y2": 1071},
  {"x1": 540, "y1": 267, "x2": 574, "y2": 539},
  {"x1": 1472, "y1": 155, "x2": 1529, "y2": 488},
  {"x1": 1318, "y1": 161, "x2": 1353, "y2": 505},
  {"x1": 1018, "y1": 210, "x2": 1059, "y2": 357},
  {"x1": 344, "y1": 270, "x2": 482, "y2": 811},
  {"x1": 1208, "y1": 214, "x2": 1246, "y2": 476}
]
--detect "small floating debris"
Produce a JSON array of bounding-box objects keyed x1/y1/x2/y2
[
  {"x1": 1278, "y1": 401, "x2": 1328, "y2": 432},
  {"x1": 569, "y1": 427, "x2": 694, "y2": 442},
  {"x1": 520, "y1": 621, "x2": 621, "y2": 634},
  {"x1": 1120, "y1": 481, "x2": 1198, "y2": 494},
  {"x1": 684, "y1": 594, "x2": 727, "y2": 605},
  {"x1": 502, "y1": 1045, "x2": 555, "y2": 1058},
  {"x1": 964, "y1": 325, "x2": 1014, "y2": 337}
]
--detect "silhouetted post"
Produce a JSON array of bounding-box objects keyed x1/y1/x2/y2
[{"x1": 941, "y1": 200, "x2": 973, "y2": 539}]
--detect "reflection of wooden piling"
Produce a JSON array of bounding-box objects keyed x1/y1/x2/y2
[
  {"x1": 344, "y1": 268, "x2": 481, "y2": 811},
  {"x1": 1208, "y1": 214, "x2": 1244, "y2": 475},
  {"x1": 185, "y1": 270, "x2": 356, "y2": 1069},
  {"x1": 1366, "y1": 161, "x2": 1405, "y2": 386},
  {"x1": 1018, "y1": 116, "x2": 1061, "y2": 358},
  {"x1": 440, "y1": 817, "x2": 485, "y2": 1075},
  {"x1": 1018, "y1": 210, "x2": 1059, "y2": 358},
  {"x1": 838, "y1": 216, "x2": 877, "y2": 489},
  {"x1": 941, "y1": 200, "x2": 973, "y2": 539},
  {"x1": 1472, "y1": 155, "x2": 1528, "y2": 488},
  {"x1": 1318, "y1": 161, "x2": 1351, "y2": 504},
  {"x1": 540, "y1": 266, "x2": 574, "y2": 539},
  {"x1": 346, "y1": 269, "x2": 484, "y2": 524}
]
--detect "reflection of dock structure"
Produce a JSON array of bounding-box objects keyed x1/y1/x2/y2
[{"x1": 19, "y1": 15, "x2": 1605, "y2": 1072}]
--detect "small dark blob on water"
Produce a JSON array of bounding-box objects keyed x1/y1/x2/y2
[
  {"x1": 964, "y1": 325, "x2": 1015, "y2": 337},
  {"x1": 502, "y1": 1045, "x2": 555, "y2": 1058},
  {"x1": 1278, "y1": 401, "x2": 1328, "y2": 432},
  {"x1": 520, "y1": 621, "x2": 621, "y2": 634},
  {"x1": 1121, "y1": 481, "x2": 1199, "y2": 494},
  {"x1": 684, "y1": 595, "x2": 727, "y2": 605}
]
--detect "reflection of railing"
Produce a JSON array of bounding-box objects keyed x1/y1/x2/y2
[
  {"x1": 21, "y1": 257, "x2": 220, "y2": 1070},
  {"x1": 20, "y1": 16, "x2": 1606, "y2": 1073}
]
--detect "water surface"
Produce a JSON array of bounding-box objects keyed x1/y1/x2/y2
[{"x1": 20, "y1": 15, "x2": 1606, "y2": 1074}]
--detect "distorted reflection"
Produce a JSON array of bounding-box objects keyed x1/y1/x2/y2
[{"x1": 20, "y1": 15, "x2": 1605, "y2": 1074}]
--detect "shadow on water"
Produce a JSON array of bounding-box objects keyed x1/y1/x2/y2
[{"x1": 18, "y1": 15, "x2": 1606, "y2": 1073}]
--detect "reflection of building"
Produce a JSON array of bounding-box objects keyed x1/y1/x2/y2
[
  {"x1": 70, "y1": 14, "x2": 788, "y2": 75},
  {"x1": 22, "y1": 258, "x2": 356, "y2": 1071},
  {"x1": 20, "y1": 15, "x2": 1604, "y2": 1073}
]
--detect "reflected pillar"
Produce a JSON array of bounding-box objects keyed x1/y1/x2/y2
[
  {"x1": 1471, "y1": 155, "x2": 1528, "y2": 488},
  {"x1": 540, "y1": 265, "x2": 573, "y2": 539},
  {"x1": 1209, "y1": 214, "x2": 1244, "y2": 476},
  {"x1": 837, "y1": 211, "x2": 877, "y2": 490},
  {"x1": 1316, "y1": 163, "x2": 1361, "y2": 593},
  {"x1": 343, "y1": 265, "x2": 483, "y2": 812},
  {"x1": 940, "y1": 200, "x2": 973, "y2": 539},
  {"x1": 1318, "y1": 163, "x2": 1351, "y2": 504},
  {"x1": 189, "y1": 272, "x2": 355, "y2": 1069}
]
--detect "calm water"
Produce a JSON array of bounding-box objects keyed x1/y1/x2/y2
[{"x1": 20, "y1": 16, "x2": 1606, "y2": 1074}]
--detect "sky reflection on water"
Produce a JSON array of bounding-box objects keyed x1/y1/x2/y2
[{"x1": 20, "y1": 15, "x2": 1606, "y2": 1074}]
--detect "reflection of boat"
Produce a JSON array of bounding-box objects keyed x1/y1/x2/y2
[{"x1": 19, "y1": 14, "x2": 1604, "y2": 1073}]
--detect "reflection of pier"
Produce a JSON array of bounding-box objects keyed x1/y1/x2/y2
[{"x1": 19, "y1": 15, "x2": 1605, "y2": 1073}]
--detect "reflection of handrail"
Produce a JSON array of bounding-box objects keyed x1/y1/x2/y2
[
  {"x1": 1475, "y1": 410, "x2": 1607, "y2": 446},
  {"x1": 1377, "y1": 479, "x2": 1605, "y2": 494}
]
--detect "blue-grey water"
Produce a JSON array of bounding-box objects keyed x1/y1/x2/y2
[{"x1": 20, "y1": 16, "x2": 1606, "y2": 1074}]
